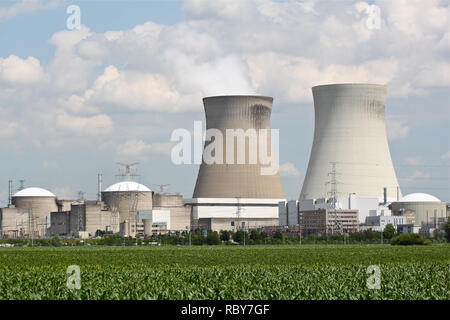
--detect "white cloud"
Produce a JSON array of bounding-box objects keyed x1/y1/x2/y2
[
  {"x1": 87, "y1": 66, "x2": 183, "y2": 111},
  {"x1": 404, "y1": 157, "x2": 424, "y2": 165},
  {"x1": 51, "y1": 186, "x2": 75, "y2": 199},
  {"x1": 43, "y1": 160, "x2": 59, "y2": 169},
  {"x1": 399, "y1": 170, "x2": 430, "y2": 186},
  {"x1": 387, "y1": 119, "x2": 409, "y2": 141},
  {"x1": 441, "y1": 150, "x2": 450, "y2": 162},
  {"x1": 55, "y1": 113, "x2": 114, "y2": 135},
  {"x1": 0, "y1": 120, "x2": 21, "y2": 140},
  {"x1": 0, "y1": 0, "x2": 448, "y2": 155},
  {"x1": 0, "y1": 0, "x2": 63, "y2": 21},
  {"x1": 279, "y1": 162, "x2": 300, "y2": 177},
  {"x1": 115, "y1": 139, "x2": 174, "y2": 161},
  {"x1": 0, "y1": 55, "x2": 45, "y2": 85}
]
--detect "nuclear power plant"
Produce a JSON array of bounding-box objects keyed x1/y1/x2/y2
[
  {"x1": 279, "y1": 83, "x2": 448, "y2": 234},
  {"x1": 188, "y1": 95, "x2": 286, "y2": 231},
  {"x1": 0, "y1": 85, "x2": 448, "y2": 239},
  {"x1": 0, "y1": 163, "x2": 191, "y2": 238}
]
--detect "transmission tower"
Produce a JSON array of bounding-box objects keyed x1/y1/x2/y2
[
  {"x1": 236, "y1": 197, "x2": 242, "y2": 232},
  {"x1": 116, "y1": 162, "x2": 140, "y2": 181},
  {"x1": 19, "y1": 180, "x2": 25, "y2": 191},
  {"x1": 77, "y1": 191, "x2": 85, "y2": 201},
  {"x1": 326, "y1": 162, "x2": 342, "y2": 235},
  {"x1": 153, "y1": 184, "x2": 170, "y2": 194}
]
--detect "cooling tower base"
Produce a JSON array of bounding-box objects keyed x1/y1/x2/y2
[
  {"x1": 195, "y1": 217, "x2": 279, "y2": 232},
  {"x1": 186, "y1": 197, "x2": 284, "y2": 231}
]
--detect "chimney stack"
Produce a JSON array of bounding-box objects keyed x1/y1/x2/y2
[
  {"x1": 8, "y1": 180, "x2": 12, "y2": 206},
  {"x1": 97, "y1": 173, "x2": 102, "y2": 201}
]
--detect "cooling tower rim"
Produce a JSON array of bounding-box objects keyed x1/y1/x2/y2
[
  {"x1": 203, "y1": 95, "x2": 273, "y2": 102},
  {"x1": 312, "y1": 83, "x2": 386, "y2": 91}
]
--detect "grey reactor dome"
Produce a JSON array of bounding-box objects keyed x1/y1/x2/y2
[
  {"x1": 300, "y1": 83, "x2": 401, "y2": 201},
  {"x1": 193, "y1": 95, "x2": 285, "y2": 199}
]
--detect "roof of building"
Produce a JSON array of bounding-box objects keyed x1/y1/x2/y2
[
  {"x1": 399, "y1": 193, "x2": 441, "y2": 203},
  {"x1": 103, "y1": 181, "x2": 152, "y2": 192},
  {"x1": 13, "y1": 187, "x2": 56, "y2": 198}
]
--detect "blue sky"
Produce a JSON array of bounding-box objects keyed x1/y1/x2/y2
[{"x1": 0, "y1": 0, "x2": 449, "y2": 205}]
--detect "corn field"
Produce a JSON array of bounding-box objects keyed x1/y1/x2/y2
[{"x1": 0, "y1": 245, "x2": 448, "y2": 300}]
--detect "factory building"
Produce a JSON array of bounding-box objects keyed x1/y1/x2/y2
[
  {"x1": 390, "y1": 193, "x2": 448, "y2": 233},
  {"x1": 300, "y1": 84, "x2": 402, "y2": 202},
  {"x1": 1, "y1": 176, "x2": 192, "y2": 238},
  {"x1": 49, "y1": 201, "x2": 113, "y2": 237},
  {"x1": 152, "y1": 193, "x2": 191, "y2": 231},
  {"x1": 134, "y1": 210, "x2": 171, "y2": 236},
  {"x1": 188, "y1": 95, "x2": 286, "y2": 231},
  {"x1": 0, "y1": 187, "x2": 58, "y2": 237},
  {"x1": 280, "y1": 192, "x2": 391, "y2": 228},
  {"x1": 299, "y1": 209, "x2": 359, "y2": 236},
  {"x1": 360, "y1": 215, "x2": 407, "y2": 232}
]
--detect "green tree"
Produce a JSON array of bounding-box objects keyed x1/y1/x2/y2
[
  {"x1": 391, "y1": 233, "x2": 430, "y2": 246},
  {"x1": 220, "y1": 230, "x2": 231, "y2": 242},
  {"x1": 383, "y1": 224, "x2": 396, "y2": 239},
  {"x1": 206, "y1": 231, "x2": 221, "y2": 245},
  {"x1": 250, "y1": 230, "x2": 260, "y2": 241},
  {"x1": 234, "y1": 230, "x2": 248, "y2": 244},
  {"x1": 273, "y1": 231, "x2": 284, "y2": 240}
]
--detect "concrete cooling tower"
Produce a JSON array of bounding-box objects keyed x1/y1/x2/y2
[
  {"x1": 190, "y1": 95, "x2": 286, "y2": 232},
  {"x1": 300, "y1": 84, "x2": 401, "y2": 202}
]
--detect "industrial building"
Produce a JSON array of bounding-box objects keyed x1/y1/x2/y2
[
  {"x1": 1, "y1": 172, "x2": 191, "y2": 238},
  {"x1": 299, "y1": 209, "x2": 359, "y2": 236},
  {"x1": 188, "y1": 95, "x2": 286, "y2": 231},
  {"x1": 361, "y1": 215, "x2": 407, "y2": 232},
  {"x1": 0, "y1": 186, "x2": 59, "y2": 237},
  {"x1": 390, "y1": 193, "x2": 448, "y2": 234},
  {"x1": 1, "y1": 87, "x2": 448, "y2": 238}
]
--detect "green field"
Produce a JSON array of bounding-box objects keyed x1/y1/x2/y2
[{"x1": 0, "y1": 245, "x2": 449, "y2": 300}]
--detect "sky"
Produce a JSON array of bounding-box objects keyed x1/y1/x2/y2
[{"x1": 0, "y1": 0, "x2": 449, "y2": 205}]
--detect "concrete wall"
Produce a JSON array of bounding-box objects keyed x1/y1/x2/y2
[
  {"x1": 190, "y1": 198, "x2": 282, "y2": 219},
  {"x1": 0, "y1": 207, "x2": 31, "y2": 237},
  {"x1": 287, "y1": 200, "x2": 299, "y2": 226},
  {"x1": 300, "y1": 84, "x2": 401, "y2": 202},
  {"x1": 0, "y1": 206, "x2": 50, "y2": 237},
  {"x1": 152, "y1": 193, "x2": 190, "y2": 231},
  {"x1": 391, "y1": 201, "x2": 447, "y2": 227},
  {"x1": 49, "y1": 211, "x2": 70, "y2": 235},
  {"x1": 198, "y1": 217, "x2": 279, "y2": 232},
  {"x1": 102, "y1": 191, "x2": 153, "y2": 223},
  {"x1": 278, "y1": 201, "x2": 287, "y2": 225},
  {"x1": 12, "y1": 196, "x2": 57, "y2": 228},
  {"x1": 70, "y1": 202, "x2": 113, "y2": 236}
]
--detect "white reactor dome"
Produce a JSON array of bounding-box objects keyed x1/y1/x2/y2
[
  {"x1": 13, "y1": 187, "x2": 56, "y2": 197},
  {"x1": 103, "y1": 181, "x2": 152, "y2": 192},
  {"x1": 399, "y1": 193, "x2": 441, "y2": 202}
]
